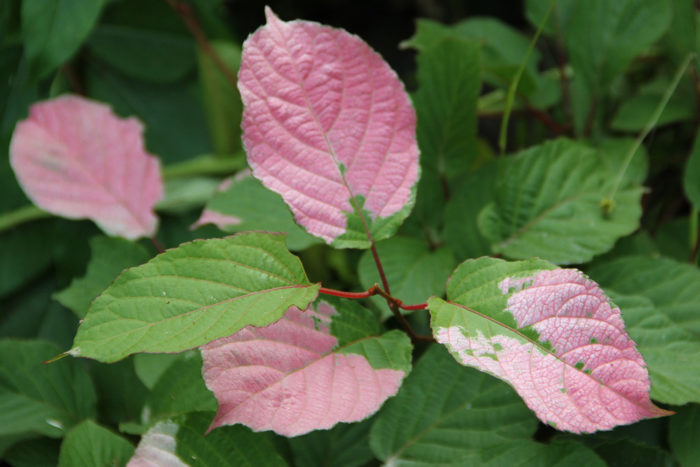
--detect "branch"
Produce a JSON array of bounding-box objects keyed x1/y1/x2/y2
[{"x1": 164, "y1": 0, "x2": 238, "y2": 89}]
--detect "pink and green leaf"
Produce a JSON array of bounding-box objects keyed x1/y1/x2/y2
[
  {"x1": 201, "y1": 298, "x2": 412, "y2": 437},
  {"x1": 10, "y1": 95, "x2": 163, "y2": 239},
  {"x1": 238, "y1": 8, "x2": 419, "y2": 248},
  {"x1": 429, "y1": 257, "x2": 671, "y2": 433},
  {"x1": 71, "y1": 232, "x2": 320, "y2": 362}
]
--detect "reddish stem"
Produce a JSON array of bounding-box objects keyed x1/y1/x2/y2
[
  {"x1": 319, "y1": 286, "x2": 375, "y2": 299},
  {"x1": 150, "y1": 237, "x2": 166, "y2": 254},
  {"x1": 369, "y1": 241, "x2": 391, "y2": 295},
  {"x1": 400, "y1": 302, "x2": 428, "y2": 311}
]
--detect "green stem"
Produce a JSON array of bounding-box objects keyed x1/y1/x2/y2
[
  {"x1": 0, "y1": 205, "x2": 52, "y2": 232},
  {"x1": 690, "y1": 207, "x2": 699, "y2": 264},
  {"x1": 604, "y1": 53, "x2": 696, "y2": 214},
  {"x1": 498, "y1": 0, "x2": 557, "y2": 155}
]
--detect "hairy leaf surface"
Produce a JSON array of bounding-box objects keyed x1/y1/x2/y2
[
  {"x1": 201, "y1": 298, "x2": 411, "y2": 436},
  {"x1": 478, "y1": 138, "x2": 643, "y2": 264},
  {"x1": 429, "y1": 257, "x2": 669, "y2": 433},
  {"x1": 72, "y1": 232, "x2": 320, "y2": 362},
  {"x1": 238, "y1": 8, "x2": 419, "y2": 248},
  {"x1": 10, "y1": 95, "x2": 163, "y2": 239}
]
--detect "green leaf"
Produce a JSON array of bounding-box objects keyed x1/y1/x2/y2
[
  {"x1": 157, "y1": 176, "x2": 220, "y2": 213},
  {"x1": 669, "y1": 404, "x2": 700, "y2": 467},
  {"x1": 54, "y1": 236, "x2": 150, "y2": 318},
  {"x1": 443, "y1": 161, "x2": 497, "y2": 261},
  {"x1": 289, "y1": 420, "x2": 374, "y2": 467},
  {"x1": 683, "y1": 132, "x2": 700, "y2": 209},
  {"x1": 86, "y1": 0, "x2": 195, "y2": 82},
  {"x1": 175, "y1": 412, "x2": 287, "y2": 466},
  {"x1": 478, "y1": 138, "x2": 643, "y2": 264},
  {"x1": 561, "y1": 0, "x2": 672, "y2": 133},
  {"x1": 414, "y1": 37, "x2": 480, "y2": 177},
  {"x1": 133, "y1": 353, "x2": 182, "y2": 390},
  {"x1": 662, "y1": 0, "x2": 699, "y2": 69},
  {"x1": 198, "y1": 40, "x2": 243, "y2": 155},
  {"x1": 201, "y1": 175, "x2": 321, "y2": 251},
  {"x1": 72, "y1": 232, "x2": 320, "y2": 362},
  {"x1": 588, "y1": 256, "x2": 700, "y2": 405},
  {"x1": 577, "y1": 438, "x2": 672, "y2": 467},
  {"x1": 612, "y1": 74, "x2": 696, "y2": 131},
  {"x1": 144, "y1": 352, "x2": 216, "y2": 422},
  {"x1": 404, "y1": 18, "x2": 540, "y2": 93},
  {"x1": 357, "y1": 237, "x2": 454, "y2": 318},
  {"x1": 21, "y1": 0, "x2": 104, "y2": 79},
  {"x1": 57, "y1": 420, "x2": 134, "y2": 467},
  {"x1": 0, "y1": 339, "x2": 96, "y2": 438}
]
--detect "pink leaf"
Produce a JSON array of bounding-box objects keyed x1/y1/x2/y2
[
  {"x1": 238, "y1": 8, "x2": 419, "y2": 246},
  {"x1": 430, "y1": 262, "x2": 672, "y2": 433},
  {"x1": 201, "y1": 301, "x2": 407, "y2": 437},
  {"x1": 10, "y1": 95, "x2": 163, "y2": 239}
]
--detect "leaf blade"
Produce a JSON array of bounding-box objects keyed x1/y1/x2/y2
[
  {"x1": 9, "y1": 95, "x2": 163, "y2": 239},
  {"x1": 430, "y1": 257, "x2": 669, "y2": 433},
  {"x1": 238, "y1": 8, "x2": 419, "y2": 248},
  {"x1": 201, "y1": 298, "x2": 411, "y2": 436},
  {"x1": 72, "y1": 232, "x2": 320, "y2": 362}
]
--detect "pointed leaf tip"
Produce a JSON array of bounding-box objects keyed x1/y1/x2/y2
[
  {"x1": 239, "y1": 9, "x2": 419, "y2": 248},
  {"x1": 201, "y1": 300, "x2": 410, "y2": 437},
  {"x1": 430, "y1": 258, "x2": 670, "y2": 433},
  {"x1": 9, "y1": 95, "x2": 163, "y2": 239}
]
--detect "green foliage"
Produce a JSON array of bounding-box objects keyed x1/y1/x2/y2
[
  {"x1": 57, "y1": 421, "x2": 133, "y2": 467},
  {"x1": 2, "y1": 1, "x2": 699, "y2": 465},
  {"x1": 71, "y1": 232, "x2": 319, "y2": 362},
  {"x1": 478, "y1": 139, "x2": 644, "y2": 264}
]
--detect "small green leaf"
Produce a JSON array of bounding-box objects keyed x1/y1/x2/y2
[
  {"x1": 478, "y1": 138, "x2": 643, "y2": 264},
  {"x1": 144, "y1": 352, "x2": 217, "y2": 422},
  {"x1": 21, "y1": 0, "x2": 104, "y2": 79},
  {"x1": 54, "y1": 236, "x2": 150, "y2": 318},
  {"x1": 0, "y1": 339, "x2": 96, "y2": 438},
  {"x1": 57, "y1": 420, "x2": 134, "y2": 467},
  {"x1": 201, "y1": 175, "x2": 321, "y2": 251},
  {"x1": 357, "y1": 237, "x2": 454, "y2": 318},
  {"x1": 72, "y1": 232, "x2": 320, "y2": 362}
]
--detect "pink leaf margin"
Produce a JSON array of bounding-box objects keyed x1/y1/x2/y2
[
  {"x1": 200, "y1": 301, "x2": 406, "y2": 437},
  {"x1": 238, "y1": 8, "x2": 419, "y2": 244},
  {"x1": 434, "y1": 268, "x2": 672, "y2": 433},
  {"x1": 10, "y1": 95, "x2": 163, "y2": 239}
]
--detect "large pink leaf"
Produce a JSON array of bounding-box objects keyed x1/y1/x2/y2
[
  {"x1": 10, "y1": 95, "x2": 163, "y2": 239},
  {"x1": 201, "y1": 301, "x2": 408, "y2": 437},
  {"x1": 238, "y1": 8, "x2": 419, "y2": 247},
  {"x1": 429, "y1": 258, "x2": 672, "y2": 433}
]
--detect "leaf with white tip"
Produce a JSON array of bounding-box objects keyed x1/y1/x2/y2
[
  {"x1": 429, "y1": 257, "x2": 670, "y2": 434},
  {"x1": 72, "y1": 232, "x2": 320, "y2": 362},
  {"x1": 238, "y1": 8, "x2": 419, "y2": 248},
  {"x1": 201, "y1": 298, "x2": 412, "y2": 437},
  {"x1": 10, "y1": 95, "x2": 163, "y2": 239}
]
